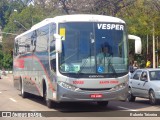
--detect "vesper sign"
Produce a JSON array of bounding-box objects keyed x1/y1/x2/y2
[{"x1": 97, "y1": 23, "x2": 124, "y2": 30}]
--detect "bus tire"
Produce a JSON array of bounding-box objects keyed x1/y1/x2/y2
[
  {"x1": 43, "y1": 82, "x2": 53, "y2": 108},
  {"x1": 97, "y1": 101, "x2": 109, "y2": 107},
  {"x1": 20, "y1": 78, "x2": 27, "y2": 98}
]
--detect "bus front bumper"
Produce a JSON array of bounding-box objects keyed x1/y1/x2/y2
[{"x1": 56, "y1": 84, "x2": 128, "y2": 102}]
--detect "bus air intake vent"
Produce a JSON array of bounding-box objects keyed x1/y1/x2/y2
[{"x1": 80, "y1": 88, "x2": 111, "y2": 91}]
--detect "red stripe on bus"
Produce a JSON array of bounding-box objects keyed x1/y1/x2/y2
[
  {"x1": 14, "y1": 55, "x2": 55, "y2": 93},
  {"x1": 14, "y1": 59, "x2": 24, "y2": 68},
  {"x1": 23, "y1": 76, "x2": 42, "y2": 96}
]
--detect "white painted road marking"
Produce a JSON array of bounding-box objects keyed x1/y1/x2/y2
[
  {"x1": 9, "y1": 98, "x2": 17, "y2": 102},
  {"x1": 118, "y1": 106, "x2": 138, "y2": 111}
]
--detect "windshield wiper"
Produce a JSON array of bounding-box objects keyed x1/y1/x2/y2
[
  {"x1": 61, "y1": 51, "x2": 77, "y2": 63},
  {"x1": 107, "y1": 57, "x2": 118, "y2": 78}
]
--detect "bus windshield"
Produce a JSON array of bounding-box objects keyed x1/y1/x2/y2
[{"x1": 58, "y1": 22, "x2": 128, "y2": 75}]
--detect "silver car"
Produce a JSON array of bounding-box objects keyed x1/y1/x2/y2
[{"x1": 127, "y1": 68, "x2": 160, "y2": 105}]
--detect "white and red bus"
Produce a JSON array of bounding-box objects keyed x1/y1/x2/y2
[{"x1": 13, "y1": 14, "x2": 141, "y2": 108}]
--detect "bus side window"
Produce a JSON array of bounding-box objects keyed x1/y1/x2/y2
[
  {"x1": 14, "y1": 40, "x2": 19, "y2": 56},
  {"x1": 31, "y1": 31, "x2": 37, "y2": 52}
]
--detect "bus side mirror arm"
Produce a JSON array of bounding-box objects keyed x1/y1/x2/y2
[
  {"x1": 54, "y1": 34, "x2": 62, "y2": 53},
  {"x1": 128, "y1": 35, "x2": 142, "y2": 54}
]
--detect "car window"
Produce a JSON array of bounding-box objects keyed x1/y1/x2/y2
[
  {"x1": 132, "y1": 70, "x2": 142, "y2": 80},
  {"x1": 140, "y1": 71, "x2": 148, "y2": 81},
  {"x1": 149, "y1": 71, "x2": 160, "y2": 80}
]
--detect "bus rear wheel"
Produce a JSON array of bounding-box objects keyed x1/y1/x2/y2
[{"x1": 97, "y1": 101, "x2": 109, "y2": 107}]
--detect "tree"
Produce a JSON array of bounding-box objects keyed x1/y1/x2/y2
[
  {"x1": 117, "y1": 0, "x2": 160, "y2": 64},
  {"x1": 0, "y1": 0, "x2": 9, "y2": 28},
  {"x1": 2, "y1": 53, "x2": 13, "y2": 70}
]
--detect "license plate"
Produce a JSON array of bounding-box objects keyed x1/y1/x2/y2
[{"x1": 90, "y1": 94, "x2": 102, "y2": 98}]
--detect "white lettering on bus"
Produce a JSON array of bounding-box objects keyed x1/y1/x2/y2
[{"x1": 97, "y1": 24, "x2": 124, "y2": 30}]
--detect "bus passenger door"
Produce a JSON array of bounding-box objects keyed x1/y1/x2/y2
[{"x1": 49, "y1": 23, "x2": 57, "y2": 91}]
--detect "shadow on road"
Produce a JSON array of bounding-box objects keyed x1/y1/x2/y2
[
  {"x1": 18, "y1": 93, "x2": 160, "y2": 113},
  {"x1": 19, "y1": 93, "x2": 121, "y2": 112},
  {"x1": 15, "y1": 93, "x2": 160, "y2": 117}
]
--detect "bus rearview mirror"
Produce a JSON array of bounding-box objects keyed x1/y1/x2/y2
[
  {"x1": 54, "y1": 34, "x2": 62, "y2": 53},
  {"x1": 128, "y1": 35, "x2": 142, "y2": 54}
]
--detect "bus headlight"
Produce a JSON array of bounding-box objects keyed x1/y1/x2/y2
[
  {"x1": 110, "y1": 83, "x2": 126, "y2": 91},
  {"x1": 58, "y1": 81, "x2": 79, "y2": 91}
]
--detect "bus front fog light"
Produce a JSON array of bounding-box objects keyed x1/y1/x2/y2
[
  {"x1": 58, "y1": 81, "x2": 77, "y2": 91},
  {"x1": 111, "y1": 83, "x2": 126, "y2": 91},
  {"x1": 119, "y1": 83, "x2": 126, "y2": 88}
]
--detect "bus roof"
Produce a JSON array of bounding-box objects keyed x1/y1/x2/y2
[{"x1": 15, "y1": 14, "x2": 125, "y2": 39}]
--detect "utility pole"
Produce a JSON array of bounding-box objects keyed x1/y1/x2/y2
[
  {"x1": 153, "y1": 22, "x2": 156, "y2": 68},
  {"x1": 147, "y1": 34, "x2": 148, "y2": 55}
]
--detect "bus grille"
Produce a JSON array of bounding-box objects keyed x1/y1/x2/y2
[{"x1": 80, "y1": 88, "x2": 111, "y2": 91}]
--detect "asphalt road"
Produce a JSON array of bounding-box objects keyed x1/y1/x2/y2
[{"x1": 0, "y1": 74, "x2": 160, "y2": 120}]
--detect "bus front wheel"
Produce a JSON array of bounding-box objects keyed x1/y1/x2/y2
[
  {"x1": 20, "y1": 79, "x2": 27, "y2": 98},
  {"x1": 44, "y1": 89, "x2": 53, "y2": 108},
  {"x1": 43, "y1": 82, "x2": 53, "y2": 108}
]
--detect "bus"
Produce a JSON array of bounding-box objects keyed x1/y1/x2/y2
[{"x1": 13, "y1": 14, "x2": 142, "y2": 108}]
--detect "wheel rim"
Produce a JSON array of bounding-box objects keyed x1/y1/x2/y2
[{"x1": 150, "y1": 91, "x2": 155, "y2": 104}]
